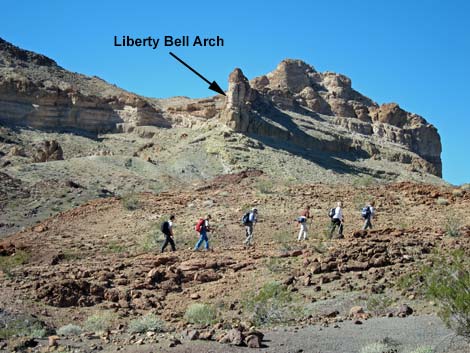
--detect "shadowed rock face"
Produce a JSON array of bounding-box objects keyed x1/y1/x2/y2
[{"x1": 221, "y1": 61, "x2": 442, "y2": 177}]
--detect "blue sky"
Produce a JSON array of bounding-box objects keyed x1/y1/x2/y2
[{"x1": 2, "y1": 0, "x2": 469, "y2": 184}]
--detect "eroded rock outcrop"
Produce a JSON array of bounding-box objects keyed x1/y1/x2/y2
[
  {"x1": 0, "y1": 37, "x2": 170, "y2": 133},
  {"x1": 221, "y1": 59, "x2": 442, "y2": 176}
]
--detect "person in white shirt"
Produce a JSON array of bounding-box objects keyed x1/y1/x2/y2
[
  {"x1": 329, "y1": 201, "x2": 344, "y2": 239},
  {"x1": 362, "y1": 201, "x2": 375, "y2": 230},
  {"x1": 297, "y1": 205, "x2": 311, "y2": 241},
  {"x1": 244, "y1": 208, "x2": 258, "y2": 247}
]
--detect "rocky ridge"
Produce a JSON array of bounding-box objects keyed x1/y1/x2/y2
[{"x1": 0, "y1": 38, "x2": 442, "y2": 177}]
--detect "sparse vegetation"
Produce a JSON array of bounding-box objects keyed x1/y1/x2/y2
[
  {"x1": 84, "y1": 311, "x2": 117, "y2": 334},
  {"x1": 264, "y1": 257, "x2": 286, "y2": 273},
  {"x1": 0, "y1": 318, "x2": 47, "y2": 340},
  {"x1": 359, "y1": 342, "x2": 395, "y2": 353},
  {"x1": 243, "y1": 281, "x2": 298, "y2": 326},
  {"x1": 273, "y1": 230, "x2": 294, "y2": 252},
  {"x1": 106, "y1": 240, "x2": 125, "y2": 253},
  {"x1": 57, "y1": 324, "x2": 82, "y2": 336},
  {"x1": 256, "y1": 179, "x2": 274, "y2": 194},
  {"x1": 436, "y1": 197, "x2": 449, "y2": 206},
  {"x1": 444, "y1": 211, "x2": 462, "y2": 237},
  {"x1": 452, "y1": 189, "x2": 463, "y2": 197},
  {"x1": 366, "y1": 294, "x2": 395, "y2": 316},
  {"x1": 422, "y1": 250, "x2": 470, "y2": 341},
  {"x1": 128, "y1": 314, "x2": 164, "y2": 333},
  {"x1": 353, "y1": 175, "x2": 376, "y2": 188},
  {"x1": 184, "y1": 303, "x2": 217, "y2": 325},
  {"x1": 407, "y1": 347, "x2": 434, "y2": 353},
  {"x1": 121, "y1": 193, "x2": 140, "y2": 210},
  {"x1": 0, "y1": 250, "x2": 30, "y2": 277}
]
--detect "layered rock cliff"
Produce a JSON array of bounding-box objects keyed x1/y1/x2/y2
[
  {"x1": 0, "y1": 38, "x2": 170, "y2": 133},
  {"x1": 221, "y1": 60, "x2": 442, "y2": 176}
]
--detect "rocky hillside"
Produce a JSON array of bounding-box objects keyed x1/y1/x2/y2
[
  {"x1": 0, "y1": 38, "x2": 441, "y2": 177},
  {"x1": 0, "y1": 38, "x2": 170, "y2": 133}
]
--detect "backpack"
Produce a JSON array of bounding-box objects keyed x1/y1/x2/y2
[
  {"x1": 242, "y1": 212, "x2": 251, "y2": 225},
  {"x1": 195, "y1": 218, "x2": 205, "y2": 232},
  {"x1": 328, "y1": 208, "x2": 336, "y2": 218},
  {"x1": 297, "y1": 216, "x2": 307, "y2": 223},
  {"x1": 161, "y1": 221, "x2": 170, "y2": 234},
  {"x1": 361, "y1": 206, "x2": 371, "y2": 219}
]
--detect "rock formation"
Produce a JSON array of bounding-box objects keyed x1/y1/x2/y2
[
  {"x1": 0, "y1": 37, "x2": 170, "y2": 133},
  {"x1": 32, "y1": 140, "x2": 63, "y2": 162},
  {"x1": 221, "y1": 59, "x2": 442, "y2": 176}
]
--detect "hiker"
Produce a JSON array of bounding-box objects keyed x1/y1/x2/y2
[
  {"x1": 243, "y1": 208, "x2": 258, "y2": 247},
  {"x1": 194, "y1": 214, "x2": 212, "y2": 251},
  {"x1": 161, "y1": 215, "x2": 176, "y2": 252},
  {"x1": 361, "y1": 201, "x2": 375, "y2": 230},
  {"x1": 297, "y1": 205, "x2": 311, "y2": 241},
  {"x1": 329, "y1": 202, "x2": 344, "y2": 239}
]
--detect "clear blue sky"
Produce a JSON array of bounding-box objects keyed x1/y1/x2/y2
[{"x1": 2, "y1": 0, "x2": 469, "y2": 184}]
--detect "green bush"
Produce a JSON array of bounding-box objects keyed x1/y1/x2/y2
[
  {"x1": 444, "y1": 212, "x2": 461, "y2": 237},
  {"x1": 128, "y1": 314, "x2": 164, "y2": 333},
  {"x1": 0, "y1": 250, "x2": 30, "y2": 277},
  {"x1": 57, "y1": 324, "x2": 82, "y2": 336},
  {"x1": 84, "y1": 312, "x2": 117, "y2": 334},
  {"x1": 184, "y1": 303, "x2": 217, "y2": 325},
  {"x1": 243, "y1": 281, "x2": 296, "y2": 326},
  {"x1": 0, "y1": 318, "x2": 46, "y2": 340},
  {"x1": 422, "y1": 250, "x2": 470, "y2": 341}
]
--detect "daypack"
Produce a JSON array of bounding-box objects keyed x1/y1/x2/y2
[
  {"x1": 161, "y1": 221, "x2": 170, "y2": 234},
  {"x1": 328, "y1": 208, "x2": 336, "y2": 218},
  {"x1": 297, "y1": 216, "x2": 307, "y2": 223},
  {"x1": 242, "y1": 212, "x2": 251, "y2": 225},
  {"x1": 195, "y1": 218, "x2": 205, "y2": 232},
  {"x1": 361, "y1": 206, "x2": 371, "y2": 219}
]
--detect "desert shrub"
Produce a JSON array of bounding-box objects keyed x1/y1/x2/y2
[
  {"x1": 366, "y1": 294, "x2": 394, "y2": 316},
  {"x1": 128, "y1": 314, "x2": 164, "y2": 333},
  {"x1": 406, "y1": 346, "x2": 433, "y2": 353},
  {"x1": 460, "y1": 183, "x2": 470, "y2": 191},
  {"x1": 57, "y1": 324, "x2": 82, "y2": 336},
  {"x1": 184, "y1": 303, "x2": 217, "y2": 325},
  {"x1": 353, "y1": 175, "x2": 376, "y2": 188},
  {"x1": 0, "y1": 250, "x2": 30, "y2": 277},
  {"x1": 106, "y1": 241, "x2": 125, "y2": 253},
  {"x1": 0, "y1": 318, "x2": 46, "y2": 340},
  {"x1": 121, "y1": 193, "x2": 140, "y2": 210},
  {"x1": 422, "y1": 250, "x2": 470, "y2": 341},
  {"x1": 273, "y1": 231, "x2": 293, "y2": 252},
  {"x1": 444, "y1": 212, "x2": 461, "y2": 237},
  {"x1": 264, "y1": 257, "x2": 286, "y2": 273},
  {"x1": 436, "y1": 197, "x2": 449, "y2": 206},
  {"x1": 84, "y1": 312, "x2": 117, "y2": 334},
  {"x1": 359, "y1": 342, "x2": 395, "y2": 353},
  {"x1": 256, "y1": 179, "x2": 274, "y2": 194},
  {"x1": 243, "y1": 281, "x2": 297, "y2": 326},
  {"x1": 452, "y1": 189, "x2": 463, "y2": 197}
]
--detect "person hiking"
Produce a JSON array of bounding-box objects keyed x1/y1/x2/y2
[
  {"x1": 329, "y1": 202, "x2": 344, "y2": 239},
  {"x1": 161, "y1": 215, "x2": 176, "y2": 253},
  {"x1": 243, "y1": 208, "x2": 258, "y2": 247},
  {"x1": 361, "y1": 201, "x2": 375, "y2": 230},
  {"x1": 297, "y1": 205, "x2": 311, "y2": 241},
  {"x1": 194, "y1": 214, "x2": 212, "y2": 251}
]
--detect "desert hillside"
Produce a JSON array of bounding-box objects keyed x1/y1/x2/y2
[{"x1": 0, "y1": 38, "x2": 468, "y2": 353}]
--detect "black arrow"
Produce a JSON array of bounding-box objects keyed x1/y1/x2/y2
[{"x1": 169, "y1": 52, "x2": 226, "y2": 96}]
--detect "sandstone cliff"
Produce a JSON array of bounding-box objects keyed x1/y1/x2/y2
[
  {"x1": 221, "y1": 60, "x2": 442, "y2": 176},
  {"x1": 0, "y1": 38, "x2": 170, "y2": 133}
]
